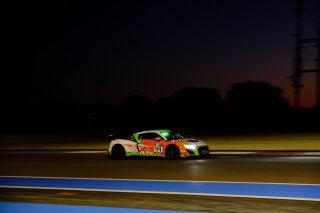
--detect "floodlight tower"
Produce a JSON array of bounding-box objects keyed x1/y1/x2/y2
[
  {"x1": 316, "y1": 24, "x2": 320, "y2": 108},
  {"x1": 290, "y1": 0, "x2": 320, "y2": 108},
  {"x1": 290, "y1": 0, "x2": 304, "y2": 108}
]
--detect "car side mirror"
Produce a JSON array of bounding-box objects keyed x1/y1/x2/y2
[{"x1": 154, "y1": 137, "x2": 162, "y2": 142}]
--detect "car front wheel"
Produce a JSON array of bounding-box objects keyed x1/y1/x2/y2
[{"x1": 165, "y1": 146, "x2": 180, "y2": 160}]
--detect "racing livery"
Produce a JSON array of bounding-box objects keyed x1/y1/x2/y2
[{"x1": 108, "y1": 129, "x2": 209, "y2": 159}]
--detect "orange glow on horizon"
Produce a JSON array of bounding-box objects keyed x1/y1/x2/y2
[{"x1": 283, "y1": 75, "x2": 317, "y2": 108}]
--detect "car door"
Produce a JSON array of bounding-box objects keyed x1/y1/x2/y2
[{"x1": 138, "y1": 133, "x2": 159, "y2": 154}]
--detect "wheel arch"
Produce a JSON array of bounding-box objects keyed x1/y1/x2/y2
[
  {"x1": 111, "y1": 143, "x2": 126, "y2": 154},
  {"x1": 165, "y1": 144, "x2": 180, "y2": 152}
]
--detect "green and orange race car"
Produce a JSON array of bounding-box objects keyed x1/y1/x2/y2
[{"x1": 108, "y1": 129, "x2": 209, "y2": 159}]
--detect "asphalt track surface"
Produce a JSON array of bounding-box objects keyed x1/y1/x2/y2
[
  {"x1": 1, "y1": 132, "x2": 320, "y2": 212},
  {"x1": 1, "y1": 152, "x2": 320, "y2": 212}
]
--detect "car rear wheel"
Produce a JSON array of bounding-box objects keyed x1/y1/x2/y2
[
  {"x1": 111, "y1": 144, "x2": 126, "y2": 160},
  {"x1": 165, "y1": 146, "x2": 180, "y2": 160}
]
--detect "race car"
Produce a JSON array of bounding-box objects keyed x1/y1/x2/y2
[{"x1": 108, "y1": 129, "x2": 209, "y2": 159}]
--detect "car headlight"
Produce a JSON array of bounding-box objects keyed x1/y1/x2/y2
[{"x1": 184, "y1": 144, "x2": 197, "y2": 150}]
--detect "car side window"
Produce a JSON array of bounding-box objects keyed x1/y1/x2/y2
[{"x1": 139, "y1": 133, "x2": 160, "y2": 140}]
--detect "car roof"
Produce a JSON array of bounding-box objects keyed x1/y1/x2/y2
[{"x1": 135, "y1": 129, "x2": 172, "y2": 135}]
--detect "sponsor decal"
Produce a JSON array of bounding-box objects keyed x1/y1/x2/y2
[{"x1": 154, "y1": 144, "x2": 163, "y2": 154}]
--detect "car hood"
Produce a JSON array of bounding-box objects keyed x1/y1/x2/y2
[{"x1": 174, "y1": 138, "x2": 207, "y2": 146}]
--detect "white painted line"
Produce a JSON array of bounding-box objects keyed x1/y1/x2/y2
[
  {"x1": 64, "y1": 151, "x2": 106, "y2": 154},
  {"x1": 1, "y1": 185, "x2": 319, "y2": 202},
  {"x1": 211, "y1": 151, "x2": 256, "y2": 154},
  {"x1": 299, "y1": 152, "x2": 320, "y2": 155}
]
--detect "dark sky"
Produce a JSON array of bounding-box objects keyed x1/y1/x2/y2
[{"x1": 3, "y1": 0, "x2": 320, "y2": 108}]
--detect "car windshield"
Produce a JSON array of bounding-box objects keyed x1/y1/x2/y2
[{"x1": 160, "y1": 131, "x2": 184, "y2": 140}]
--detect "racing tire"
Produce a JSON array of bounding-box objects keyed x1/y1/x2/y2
[
  {"x1": 165, "y1": 145, "x2": 180, "y2": 160},
  {"x1": 111, "y1": 144, "x2": 126, "y2": 160}
]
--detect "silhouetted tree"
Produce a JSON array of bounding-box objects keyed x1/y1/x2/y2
[
  {"x1": 226, "y1": 81, "x2": 291, "y2": 113},
  {"x1": 157, "y1": 87, "x2": 225, "y2": 128},
  {"x1": 81, "y1": 101, "x2": 115, "y2": 131},
  {"x1": 27, "y1": 100, "x2": 81, "y2": 132},
  {"x1": 225, "y1": 81, "x2": 292, "y2": 132},
  {"x1": 118, "y1": 94, "x2": 155, "y2": 129},
  {"x1": 120, "y1": 94, "x2": 155, "y2": 112}
]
